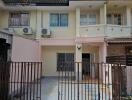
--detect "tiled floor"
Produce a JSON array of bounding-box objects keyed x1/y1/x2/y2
[
  {"x1": 41, "y1": 77, "x2": 112, "y2": 100},
  {"x1": 41, "y1": 77, "x2": 58, "y2": 100}
]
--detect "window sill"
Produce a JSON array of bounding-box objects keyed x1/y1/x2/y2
[{"x1": 9, "y1": 26, "x2": 29, "y2": 28}]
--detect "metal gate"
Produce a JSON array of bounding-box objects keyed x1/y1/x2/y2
[
  {"x1": 58, "y1": 62, "x2": 125, "y2": 100},
  {"x1": 0, "y1": 62, "x2": 42, "y2": 100}
]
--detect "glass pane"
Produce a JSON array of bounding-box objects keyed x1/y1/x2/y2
[
  {"x1": 114, "y1": 14, "x2": 121, "y2": 25},
  {"x1": 80, "y1": 14, "x2": 87, "y2": 25},
  {"x1": 107, "y1": 14, "x2": 112, "y2": 24},
  {"x1": 60, "y1": 14, "x2": 68, "y2": 26},
  {"x1": 88, "y1": 14, "x2": 96, "y2": 25},
  {"x1": 50, "y1": 13, "x2": 59, "y2": 26},
  {"x1": 21, "y1": 13, "x2": 29, "y2": 26},
  {"x1": 10, "y1": 13, "x2": 21, "y2": 26}
]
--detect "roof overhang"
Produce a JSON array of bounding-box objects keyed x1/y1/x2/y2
[
  {"x1": 2, "y1": 0, "x2": 69, "y2": 6},
  {"x1": 105, "y1": 37, "x2": 132, "y2": 45}
]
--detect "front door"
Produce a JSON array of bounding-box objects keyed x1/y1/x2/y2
[{"x1": 82, "y1": 53, "x2": 90, "y2": 78}]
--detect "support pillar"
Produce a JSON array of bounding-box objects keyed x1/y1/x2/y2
[
  {"x1": 76, "y1": 8, "x2": 80, "y2": 37},
  {"x1": 127, "y1": 66, "x2": 132, "y2": 95},
  {"x1": 75, "y1": 43, "x2": 82, "y2": 81},
  {"x1": 36, "y1": 10, "x2": 42, "y2": 39},
  {"x1": 126, "y1": 6, "x2": 131, "y2": 26}
]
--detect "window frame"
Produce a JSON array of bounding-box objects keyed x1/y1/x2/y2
[
  {"x1": 50, "y1": 13, "x2": 68, "y2": 27},
  {"x1": 107, "y1": 13, "x2": 122, "y2": 25},
  {"x1": 9, "y1": 12, "x2": 30, "y2": 27},
  {"x1": 80, "y1": 13, "x2": 97, "y2": 25},
  {"x1": 57, "y1": 53, "x2": 74, "y2": 71}
]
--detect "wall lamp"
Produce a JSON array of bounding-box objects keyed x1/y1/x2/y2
[{"x1": 77, "y1": 45, "x2": 81, "y2": 50}]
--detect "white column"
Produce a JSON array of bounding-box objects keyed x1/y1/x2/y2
[
  {"x1": 36, "y1": 10, "x2": 42, "y2": 39},
  {"x1": 76, "y1": 8, "x2": 80, "y2": 37},
  {"x1": 104, "y1": 3, "x2": 107, "y2": 25},
  {"x1": 103, "y1": 42, "x2": 107, "y2": 63},
  {"x1": 127, "y1": 66, "x2": 132, "y2": 95},
  {"x1": 126, "y1": 6, "x2": 131, "y2": 26},
  {"x1": 75, "y1": 43, "x2": 82, "y2": 81},
  {"x1": 100, "y1": 3, "x2": 107, "y2": 24}
]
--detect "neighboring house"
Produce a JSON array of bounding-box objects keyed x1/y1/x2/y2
[
  {"x1": 0, "y1": 0, "x2": 132, "y2": 93},
  {"x1": 0, "y1": 30, "x2": 12, "y2": 61}
]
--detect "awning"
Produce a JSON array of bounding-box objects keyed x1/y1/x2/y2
[
  {"x1": 2, "y1": 0, "x2": 69, "y2": 6},
  {"x1": 105, "y1": 37, "x2": 132, "y2": 45}
]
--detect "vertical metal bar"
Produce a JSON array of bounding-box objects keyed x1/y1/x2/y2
[
  {"x1": 94, "y1": 63, "x2": 96, "y2": 100},
  {"x1": 74, "y1": 62, "x2": 76, "y2": 100},
  {"x1": 118, "y1": 64, "x2": 121, "y2": 100},
  {"x1": 102, "y1": 63, "x2": 103, "y2": 100},
  {"x1": 70, "y1": 62, "x2": 74, "y2": 100},
  {"x1": 23, "y1": 62, "x2": 26, "y2": 100},
  {"x1": 105, "y1": 63, "x2": 107, "y2": 100},
  {"x1": 77, "y1": 62, "x2": 79, "y2": 100},
  {"x1": 40, "y1": 62, "x2": 42, "y2": 100},
  {"x1": 82, "y1": 61, "x2": 88, "y2": 100},
  {"x1": 33, "y1": 62, "x2": 36, "y2": 99},
  {"x1": 84, "y1": 62, "x2": 86, "y2": 100},
  {"x1": 64, "y1": 62, "x2": 66, "y2": 100},
  {"x1": 68, "y1": 62, "x2": 69, "y2": 100},
  {"x1": 26, "y1": 62, "x2": 29, "y2": 100},
  {"x1": 29, "y1": 62, "x2": 33, "y2": 100},
  {"x1": 36, "y1": 62, "x2": 39, "y2": 100},
  {"x1": 90, "y1": 62, "x2": 92, "y2": 100},
  {"x1": 20, "y1": 62, "x2": 23, "y2": 100},
  {"x1": 98, "y1": 63, "x2": 100, "y2": 100},
  {"x1": 61, "y1": 62, "x2": 63, "y2": 100},
  {"x1": 58, "y1": 62, "x2": 60, "y2": 100}
]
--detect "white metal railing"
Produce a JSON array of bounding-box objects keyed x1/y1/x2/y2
[
  {"x1": 80, "y1": 24, "x2": 131, "y2": 38},
  {"x1": 106, "y1": 24, "x2": 131, "y2": 37}
]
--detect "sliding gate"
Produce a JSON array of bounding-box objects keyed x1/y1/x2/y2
[
  {"x1": 0, "y1": 62, "x2": 42, "y2": 100},
  {"x1": 58, "y1": 62, "x2": 125, "y2": 100}
]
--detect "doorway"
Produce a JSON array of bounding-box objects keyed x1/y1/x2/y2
[{"x1": 82, "y1": 53, "x2": 90, "y2": 79}]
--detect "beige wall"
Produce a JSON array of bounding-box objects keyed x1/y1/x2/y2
[
  {"x1": 0, "y1": 10, "x2": 37, "y2": 35},
  {"x1": 42, "y1": 11, "x2": 76, "y2": 39},
  {"x1": 0, "y1": 10, "x2": 9, "y2": 28},
  {"x1": 0, "y1": 10, "x2": 76, "y2": 39},
  {"x1": 42, "y1": 45, "x2": 99, "y2": 76},
  {"x1": 42, "y1": 46, "x2": 75, "y2": 76}
]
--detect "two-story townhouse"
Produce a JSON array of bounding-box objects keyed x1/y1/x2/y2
[{"x1": 0, "y1": 0, "x2": 132, "y2": 90}]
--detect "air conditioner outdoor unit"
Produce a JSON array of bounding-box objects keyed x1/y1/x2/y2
[
  {"x1": 41, "y1": 28, "x2": 51, "y2": 37},
  {"x1": 23, "y1": 27, "x2": 33, "y2": 35}
]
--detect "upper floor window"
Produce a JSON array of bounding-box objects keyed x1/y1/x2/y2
[
  {"x1": 107, "y1": 14, "x2": 122, "y2": 25},
  {"x1": 50, "y1": 13, "x2": 68, "y2": 27},
  {"x1": 9, "y1": 12, "x2": 29, "y2": 27},
  {"x1": 80, "y1": 13, "x2": 97, "y2": 25}
]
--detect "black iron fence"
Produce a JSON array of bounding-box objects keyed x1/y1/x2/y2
[
  {"x1": 106, "y1": 55, "x2": 132, "y2": 66},
  {"x1": 58, "y1": 62, "x2": 127, "y2": 100},
  {"x1": 0, "y1": 62, "x2": 42, "y2": 100}
]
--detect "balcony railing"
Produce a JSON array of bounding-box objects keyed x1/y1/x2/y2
[
  {"x1": 80, "y1": 24, "x2": 131, "y2": 38},
  {"x1": 80, "y1": 24, "x2": 105, "y2": 37},
  {"x1": 106, "y1": 25, "x2": 131, "y2": 37}
]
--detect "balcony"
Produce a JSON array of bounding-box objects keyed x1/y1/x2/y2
[{"x1": 79, "y1": 24, "x2": 131, "y2": 38}]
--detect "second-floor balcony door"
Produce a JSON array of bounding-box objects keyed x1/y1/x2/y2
[
  {"x1": 80, "y1": 13, "x2": 97, "y2": 25},
  {"x1": 107, "y1": 14, "x2": 122, "y2": 25}
]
